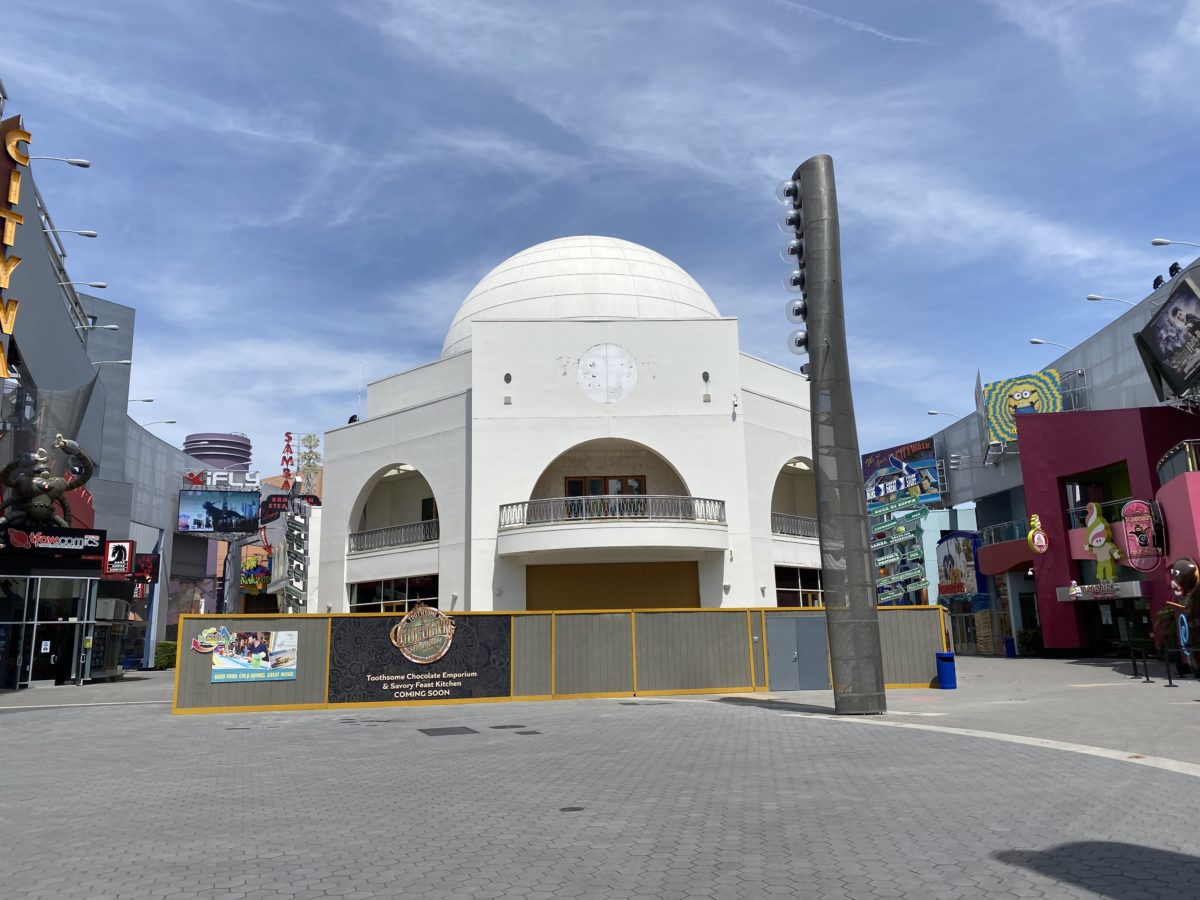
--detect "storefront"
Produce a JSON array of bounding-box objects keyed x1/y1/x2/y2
[{"x1": 0, "y1": 527, "x2": 118, "y2": 689}]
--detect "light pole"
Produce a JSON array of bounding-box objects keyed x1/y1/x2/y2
[
  {"x1": 92, "y1": 359, "x2": 131, "y2": 366},
  {"x1": 1085, "y1": 294, "x2": 1135, "y2": 307},
  {"x1": 1152, "y1": 238, "x2": 1200, "y2": 249},
  {"x1": 75, "y1": 324, "x2": 119, "y2": 332},
  {"x1": 59, "y1": 281, "x2": 106, "y2": 289},
  {"x1": 141, "y1": 419, "x2": 176, "y2": 426},
  {"x1": 777, "y1": 155, "x2": 886, "y2": 715},
  {"x1": 927, "y1": 410, "x2": 968, "y2": 418},
  {"x1": 1029, "y1": 338, "x2": 1073, "y2": 350},
  {"x1": 129, "y1": 398, "x2": 154, "y2": 403},
  {"x1": 43, "y1": 229, "x2": 97, "y2": 238},
  {"x1": 29, "y1": 156, "x2": 90, "y2": 168}
]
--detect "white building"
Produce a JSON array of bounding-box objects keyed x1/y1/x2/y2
[{"x1": 319, "y1": 237, "x2": 821, "y2": 613}]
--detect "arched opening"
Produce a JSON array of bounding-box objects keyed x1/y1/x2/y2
[
  {"x1": 346, "y1": 464, "x2": 440, "y2": 614},
  {"x1": 771, "y1": 457, "x2": 817, "y2": 525},
  {"x1": 529, "y1": 437, "x2": 690, "y2": 502},
  {"x1": 771, "y1": 457, "x2": 822, "y2": 607},
  {"x1": 516, "y1": 438, "x2": 711, "y2": 612}
]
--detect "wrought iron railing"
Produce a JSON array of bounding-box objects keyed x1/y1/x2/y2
[
  {"x1": 770, "y1": 513, "x2": 819, "y2": 538},
  {"x1": 978, "y1": 520, "x2": 1025, "y2": 547},
  {"x1": 349, "y1": 519, "x2": 439, "y2": 553},
  {"x1": 498, "y1": 495, "x2": 726, "y2": 528}
]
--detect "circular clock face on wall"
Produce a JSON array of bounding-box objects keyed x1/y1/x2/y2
[{"x1": 576, "y1": 343, "x2": 639, "y2": 403}]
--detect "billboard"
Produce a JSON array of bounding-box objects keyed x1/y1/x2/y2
[
  {"x1": 1135, "y1": 271, "x2": 1200, "y2": 399},
  {"x1": 936, "y1": 531, "x2": 984, "y2": 597},
  {"x1": 862, "y1": 438, "x2": 942, "y2": 513},
  {"x1": 981, "y1": 368, "x2": 1064, "y2": 444},
  {"x1": 177, "y1": 490, "x2": 261, "y2": 536},
  {"x1": 191, "y1": 627, "x2": 298, "y2": 683}
]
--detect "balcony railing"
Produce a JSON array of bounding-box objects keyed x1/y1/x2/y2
[
  {"x1": 1066, "y1": 497, "x2": 1132, "y2": 530},
  {"x1": 978, "y1": 520, "x2": 1025, "y2": 547},
  {"x1": 349, "y1": 519, "x2": 439, "y2": 553},
  {"x1": 498, "y1": 495, "x2": 726, "y2": 528},
  {"x1": 771, "y1": 513, "x2": 819, "y2": 539}
]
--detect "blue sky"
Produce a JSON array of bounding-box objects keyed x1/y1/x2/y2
[{"x1": 4, "y1": 0, "x2": 1199, "y2": 468}]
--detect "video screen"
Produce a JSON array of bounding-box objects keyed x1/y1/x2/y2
[{"x1": 177, "y1": 490, "x2": 261, "y2": 535}]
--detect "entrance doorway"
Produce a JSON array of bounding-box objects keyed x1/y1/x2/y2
[
  {"x1": 29, "y1": 623, "x2": 79, "y2": 684},
  {"x1": 765, "y1": 614, "x2": 831, "y2": 690}
]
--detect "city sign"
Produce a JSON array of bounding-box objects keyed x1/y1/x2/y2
[
  {"x1": 869, "y1": 494, "x2": 921, "y2": 517},
  {"x1": 870, "y1": 530, "x2": 918, "y2": 550},
  {"x1": 0, "y1": 115, "x2": 32, "y2": 377},
  {"x1": 182, "y1": 470, "x2": 261, "y2": 489}
]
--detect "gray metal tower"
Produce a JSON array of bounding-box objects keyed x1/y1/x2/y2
[{"x1": 779, "y1": 155, "x2": 886, "y2": 715}]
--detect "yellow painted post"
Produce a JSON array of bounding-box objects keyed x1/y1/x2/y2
[
  {"x1": 550, "y1": 612, "x2": 557, "y2": 698},
  {"x1": 630, "y1": 612, "x2": 638, "y2": 695}
]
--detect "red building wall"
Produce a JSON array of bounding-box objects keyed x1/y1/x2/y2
[{"x1": 1015, "y1": 407, "x2": 1200, "y2": 649}]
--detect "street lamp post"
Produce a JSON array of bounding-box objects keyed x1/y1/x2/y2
[
  {"x1": 141, "y1": 419, "x2": 176, "y2": 426},
  {"x1": 58, "y1": 281, "x2": 107, "y2": 289},
  {"x1": 74, "y1": 324, "x2": 119, "y2": 332},
  {"x1": 1029, "y1": 338, "x2": 1073, "y2": 350},
  {"x1": 927, "y1": 410, "x2": 969, "y2": 418},
  {"x1": 43, "y1": 228, "x2": 97, "y2": 238},
  {"x1": 777, "y1": 155, "x2": 886, "y2": 716},
  {"x1": 1152, "y1": 238, "x2": 1200, "y2": 249},
  {"x1": 29, "y1": 156, "x2": 91, "y2": 168},
  {"x1": 1086, "y1": 294, "x2": 1136, "y2": 307},
  {"x1": 92, "y1": 359, "x2": 132, "y2": 366}
]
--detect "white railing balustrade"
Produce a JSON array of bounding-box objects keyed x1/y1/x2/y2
[
  {"x1": 498, "y1": 495, "x2": 726, "y2": 528},
  {"x1": 770, "y1": 513, "x2": 819, "y2": 538},
  {"x1": 349, "y1": 519, "x2": 439, "y2": 553}
]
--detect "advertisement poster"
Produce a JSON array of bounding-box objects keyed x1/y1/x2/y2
[
  {"x1": 240, "y1": 552, "x2": 272, "y2": 595},
  {"x1": 177, "y1": 490, "x2": 261, "y2": 536},
  {"x1": 134, "y1": 553, "x2": 160, "y2": 583},
  {"x1": 982, "y1": 369, "x2": 1064, "y2": 444},
  {"x1": 862, "y1": 438, "x2": 942, "y2": 513},
  {"x1": 937, "y1": 531, "x2": 984, "y2": 597},
  {"x1": 193, "y1": 626, "x2": 298, "y2": 683},
  {"x1": 103, "y1": 540, "x2": 135, "y2": 575},
  {"x1": 327, "y1": 615, "x2": 511, "y2": 703},
  {"x1": 1136, "y1": 272, "x2": 1200, "y2": 397}
]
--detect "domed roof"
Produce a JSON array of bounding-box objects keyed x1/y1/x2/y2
[{"x1": 441, "y1": 236, "x2": 720, "y2": 356}]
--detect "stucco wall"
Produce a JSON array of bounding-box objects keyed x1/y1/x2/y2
[
  {"x1": 528, "y1": 438, "x2": 688, "y2": 499},
  {"x1": 359, "y1": 471, "x2": 435, "y2": 531}
]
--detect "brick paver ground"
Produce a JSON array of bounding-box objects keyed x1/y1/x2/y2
[{"x1": 2, "y1": 676, "x2": 1198, "y2": 899}]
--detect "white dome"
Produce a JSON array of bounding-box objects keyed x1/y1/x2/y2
[{"x1": 442, "y1": 236, "x2": 720, "y2": 356}]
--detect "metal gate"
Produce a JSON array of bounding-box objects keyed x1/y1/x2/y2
[{"x1": 766, "y1": 614, "x2": 831, "y2": 691}]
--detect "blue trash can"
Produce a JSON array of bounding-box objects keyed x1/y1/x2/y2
[
  {"x1": 1003, "y1": 636, "x2": 1017, "y2": 658},
  {"x1": 935, "y1": 651, "x2": 957, "y2": 690}
]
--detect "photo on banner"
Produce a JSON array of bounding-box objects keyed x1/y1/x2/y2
[
  {"x1": 861, "y1": 438, "x2": 943, "y2": 514},
  {"x1": 1135, "y1": 271, "x2": 1200, "y2": 398},
  {"x1": 192, "y1": 627, "x2": 298, "y2": 683},
  {"x1": 981, "y1": 368, "x2": 1064, "y2": 444}
]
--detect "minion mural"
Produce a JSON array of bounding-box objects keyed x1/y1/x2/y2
[
  {"x1": 1082, "y1": 502, "x2": 1122, "y2": 582},
  {"x1": 981, "y1": 369, "x2": 1065, "y2": 444}
]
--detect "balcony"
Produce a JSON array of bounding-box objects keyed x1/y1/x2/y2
[
  {"x1": 496, "y1": 495, "x2": 728, "y2": 562},
  {"x1": 349, "y1": 519, "x2": 439, "y2": 554},
  {"x1": 979, "y1": 520, "x2": 1025, "y2": 547},
  {"x1": 771, "y1": 513, "x2": 819, "y2": 539}
]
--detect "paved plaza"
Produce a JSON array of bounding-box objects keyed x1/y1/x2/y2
[{"x1": 2, "y1": 658, "x2": 1199, "y2": 899}]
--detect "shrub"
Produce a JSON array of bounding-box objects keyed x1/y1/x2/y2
[
  {"x1": 154, "y1": 641, "x2": 177, "y2": 670},
  {"x1": 1016, "y1": 628, "x2": 1043, "y2": 657}
]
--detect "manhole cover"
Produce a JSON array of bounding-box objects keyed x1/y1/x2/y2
[
  {"x1": 516, "y1": 730, "x2": 541, "y2": 735},
  {"x1": 418, "y1": 726, "x2": 479, "y2": 737},
  {"x1": 559, "y1": 806, "x2": 585, "y2": 812}
]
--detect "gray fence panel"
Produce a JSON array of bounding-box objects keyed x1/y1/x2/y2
[
  {"x1": 513, "y1": 614, "x2": 552, "y2": 697},
  {"x1": 633, "y1": 611, "x2": 751, "y2": 692},
  {"x1": 878, "y1": 609, "x2": 941, "y2": 686},
  {"x1": 554, "y1": 613, "x2": 633, "y2": 696},
  {"x1": 174, "y1": 615, "x2": 330, "y2": 711}
]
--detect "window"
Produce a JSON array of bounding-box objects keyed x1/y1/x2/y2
[
  {"x1": 350, "y1": 575, "x2": 439, "y2": 613},
  {"x1": 775, "y1": 566, "x2": 822, "y2": 607},
  {"x1": 564, "y1": 475, "x2": 648, "y2": 517}
]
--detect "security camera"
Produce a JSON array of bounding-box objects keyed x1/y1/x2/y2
[
  {"x1": 785, "y1": 298, "x2": 807, "y2": 324},
  {"x1": 799, "y1": 363, "x2": 810, "y2": 378},
  {"x1": 1169, "y1": 261, "x2": 1182, "y2": 277},
  {"x1": 780, "y1": 238, "x2": 804, "y2": 264},
  {"x1": 775, "y1": 179, "x2": 799, "y2": 205},
  {"x1": 787, "y1": 329, "x2": 808, "y2": 355}
]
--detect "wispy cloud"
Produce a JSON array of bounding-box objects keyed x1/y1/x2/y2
[{"x1": 766, "y1": 0, "x2": 933, "y2": 45}]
